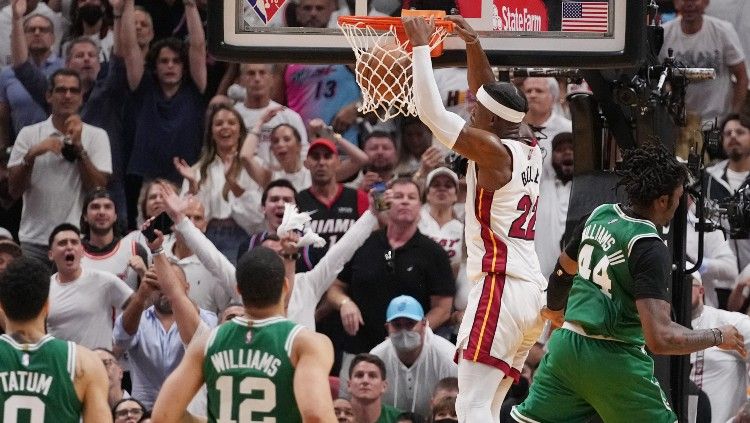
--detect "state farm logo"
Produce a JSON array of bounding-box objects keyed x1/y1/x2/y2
[{"x1": 492, "y1": 0, "x2": 549, "y2": 32}]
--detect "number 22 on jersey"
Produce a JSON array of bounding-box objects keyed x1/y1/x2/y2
[
  {"x1": 508, "y1": 194, "x2": 538, "y2": 240},
  {"x1": 577, "y1": 244, "x2": 613, "y2": 298}
]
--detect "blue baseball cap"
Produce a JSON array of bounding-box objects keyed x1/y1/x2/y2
[{"x1": 386, "y1": 295, "x2": 424, "y2": 322}]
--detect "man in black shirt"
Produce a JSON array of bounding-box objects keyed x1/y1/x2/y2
[
  {"x1": 297, "y1": 138, "x2": 369, "y2": 268},
  {"x1": 326, "y1": 178, "x2": 455, "y2": 389}
]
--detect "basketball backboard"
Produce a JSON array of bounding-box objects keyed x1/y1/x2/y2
[{"x1": 208, "y1": 0, "x2": 644, "y2": 68}]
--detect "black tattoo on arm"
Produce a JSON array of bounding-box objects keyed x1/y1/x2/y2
[
  {"x1": 638, "y1": 298, "x2": 719, "y2": 355},
  {"x1": 666, "y1": 325, "x2": 718, "y2": 354}
]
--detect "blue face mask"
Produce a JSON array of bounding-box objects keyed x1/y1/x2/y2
[{"x1": 390, "y1": 329, "x2": 421, "y2": 353}]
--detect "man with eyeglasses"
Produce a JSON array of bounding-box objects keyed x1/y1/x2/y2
[
  {"x1": 326, "y1": 178, "x2": 455, "y2": 398},
  {"x1": 112, "y1": 398, "x2": 146, "y2": 423},
  {"x1": 0, "y1": 0, "x2": 66, "y2": 68},
  {"x1": 7, "y1": 68, "x2": 111, "y2": 263},
  {"x1": 10, "y1": 0, "x2": 145, "y2": 230},
  {"x1": 1, "y1": 14, "x2": 62, "y2": 153}
]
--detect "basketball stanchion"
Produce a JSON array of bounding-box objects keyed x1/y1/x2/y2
[{"x1": 338, "y1": 13, "x2": 454, "y2": 121}]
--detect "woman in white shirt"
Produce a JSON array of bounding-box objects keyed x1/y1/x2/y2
[
  {"x1": 240, "y1": 120, "x2": 310, "y2": 191},
  {"x1": 175, "y1": 104, "x2": 261, "y2": 264},
  {"x1": 240, "y1": 109, "x2": 369, "y2": 192}
]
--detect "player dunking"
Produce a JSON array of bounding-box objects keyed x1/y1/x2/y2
[
  {"x1": 0, "y1": 257, "x2": 111, "y2": 422},
  {"x1": 512, "y1": 145, "x2": 746, "y2": 422},
  {"x1": 151, "y1": 246, "x2": 336, "y2": 423},
  {"x1": 403, "y1": 16, "x2": 546, "y2": 422}
]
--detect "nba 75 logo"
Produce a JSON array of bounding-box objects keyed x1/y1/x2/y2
[{"x1": 246, "y1": 0, "x2": 286, "y2": 25}]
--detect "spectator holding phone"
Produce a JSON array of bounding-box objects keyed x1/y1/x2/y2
[
  {"x1": 138, "y1": 178, "x2": 176, "y2": 225},
  {"x1": 352, "y1": 131, "x2": 399, "y2": 193},
  {"x1": 154, "y1": 182, "x2": 241, "y2": 315},
  {"x1": 113, "y1": 221, "x2": 217, "y2": 409}
]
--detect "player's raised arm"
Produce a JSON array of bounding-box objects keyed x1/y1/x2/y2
[
  {"x1": 151, "y1": 328, "x2": 209, "y2": 423},
  {"x1": 446, "y1": 15, "x2": 495, "y2": 93},
  {"x1": 77, "y1": 346, "x2": 114, "y2": 423},
  {"x1": 291, "y1": 329, "x2": 337, "y2": 422},
  {"x1": 402, "y1": 17, "x2": 513, "y2": 174}
]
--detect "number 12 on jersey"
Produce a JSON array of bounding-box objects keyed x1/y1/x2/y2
[
  {"x1": 215, "y1": 375, "x2": 276, "y2": 423},
  {"x1": 577, "y1": 244, "x2": 613, "y2": 298}
]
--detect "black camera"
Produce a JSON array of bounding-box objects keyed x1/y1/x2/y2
[
  {"x1": 719, "y1": 184, "x2": 750, "y2": 239},
  {"x1": 61, "y1": 137, "x2": 79, "y2": 162}
]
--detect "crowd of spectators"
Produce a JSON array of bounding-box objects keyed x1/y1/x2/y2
[{"x1": 1, "y1": 0, "x2": 750, "y2": 422}]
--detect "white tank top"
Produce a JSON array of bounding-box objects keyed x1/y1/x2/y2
[
  {"x1": 464, "y1": 138, "x2": 546, "y2": 289},
  {"x1": 81, "y1": 235, "x2": 139, "y2": 290}
]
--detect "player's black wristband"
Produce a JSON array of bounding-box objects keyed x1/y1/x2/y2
[{"x1": 547, "y1": 261, "x2": 575, "y2": 311}]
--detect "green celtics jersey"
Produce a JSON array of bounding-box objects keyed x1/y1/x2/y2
[
  {"x1": 565, "y1": 204, "x2": 662, "y2": 345},
  {"x1": 0, "y1": 334, "x2": 81, "y2": 423},
  {"x1": 204, "y1": 316, "x2": 304, "y2": 423}
]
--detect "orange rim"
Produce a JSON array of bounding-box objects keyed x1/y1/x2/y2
[{"x1": 337, "y1": 16, "x2": 455, "y2": 32}]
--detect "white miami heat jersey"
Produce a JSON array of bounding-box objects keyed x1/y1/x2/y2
[
  {"x1": 464, "y1": 138, "x2": 546, "y2": 290},
  {"x1": 81, "y1": 233, "x2": 140, "y2": 290},
  {"x1": 419, "y1": 205, "x2": 464, "y2": 267}
]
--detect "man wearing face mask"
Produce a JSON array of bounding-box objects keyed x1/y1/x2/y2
[{"x1": 369, "y1": 295, "x2": 457, "y2": 418}]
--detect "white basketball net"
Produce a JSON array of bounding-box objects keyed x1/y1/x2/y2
[{"x1": 338, "y1": 21, "x2": 450, "y2": 121}]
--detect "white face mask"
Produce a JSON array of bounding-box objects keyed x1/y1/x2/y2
[{"x1": 390, "y1": 329, "x2": 421, "y2": 353}]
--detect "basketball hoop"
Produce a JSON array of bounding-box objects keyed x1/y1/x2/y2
[{"x1": 338, "y1": 13, "x2": 454, "y2": 121}]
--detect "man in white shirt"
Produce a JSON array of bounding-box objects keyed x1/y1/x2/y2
[
  {"x1": 233, "y1": 63, "x2": 308, "y2": 167},
  {"x1": 46, "y1": 223, "x2": 133, "y2": 349},
  {"x1": 534, "y1": 132, "x2": 573, "y2": 277},
  {"x1": 660, "y1": 0, "x2": 747, "y2": 123},
  {"x1": 80, "y1": 188, "x2": 149, "y2": 290},
  {"x1": 521, "y1": 77, "x2": 572, "y2": 182},
  {"x1": 7, "y1": 69, "x2": 111, "y2": 263},
  {"x1": 367, "y1": 295, "x2": 457, "y2": 417},
  {"x1": 690, "y1": 269, "x2": 750, "y2": 423},
  {"x1": 162, "y1": 196, "x2": 241, "y2": 315},
  {"x1": 705, "y1": 0, "x2": 750, "y2": 91}
]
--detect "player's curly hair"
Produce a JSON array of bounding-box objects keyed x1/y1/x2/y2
[{"x1": 616, "y1": 143, "x2": 688, "y2": 208}]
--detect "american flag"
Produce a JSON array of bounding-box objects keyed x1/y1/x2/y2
[{"x1": 561, "y1": 2, "x2": 609, "y2": 33}]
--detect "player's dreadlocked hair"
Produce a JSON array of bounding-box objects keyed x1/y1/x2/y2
[{"x1": 616, "y1": 143, "x2": 688, "y2": 208}]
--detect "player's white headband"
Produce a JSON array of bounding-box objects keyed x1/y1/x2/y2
[{"x1": 476, "y1": 86, "x2": 526, "y2": 123}]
